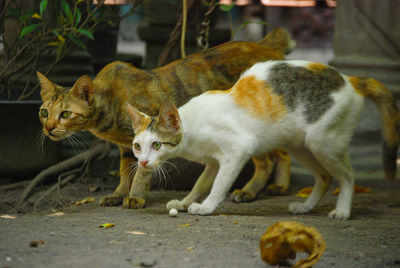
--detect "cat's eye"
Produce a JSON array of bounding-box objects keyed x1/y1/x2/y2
[
  {"x1": 152, "y1": 141, "x2": 162, "y2": 150},
  {"x1": 60, "y1": 111, "x2": 72, "y2": 119},
  {"x1": 134, "y1": 143, "x2": 141, "y2": 151},
  {"x1": 40, "y1": 109, "x2": 48, "y2": 118}
]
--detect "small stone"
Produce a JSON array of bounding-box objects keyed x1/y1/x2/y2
[{"x1": 169, "y1": 208, "x2": 178, "y2": 217}]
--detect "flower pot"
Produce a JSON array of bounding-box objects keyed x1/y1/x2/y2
[{"x1": 0, "y1": 100, "x2": 61, "y2": 179}]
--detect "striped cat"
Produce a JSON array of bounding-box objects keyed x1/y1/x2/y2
[
  {"x1": 37, "y1": 28, "x2": 294, "y2": 209},
  {"x1": 127, "y1": 60, "x2": 399, "y2": 220}
]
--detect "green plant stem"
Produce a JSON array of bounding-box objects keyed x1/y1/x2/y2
[{"x1": 181, "y1": 0, "x2": 187, "y2": 59}]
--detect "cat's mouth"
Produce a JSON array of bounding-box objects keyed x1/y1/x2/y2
[{"x1": 43, "y1": 129, "x2": 72, "y2": 141}]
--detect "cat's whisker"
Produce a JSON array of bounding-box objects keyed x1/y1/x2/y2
[
  {"x1": 65, "y1": 133, "x2": 86, "y2": 154},
  {"x1": 72, "y1": 132, "x2": 92, "y2": 145},
  {"x1": 162, "y1": 160, "x2": 181, "y2": 176},
  {"x1": 125, "y1": 160, "x2": 139, "y2": 179},
  {"x1": 156, "y1": 163, "x2": 173, "y2": 190},
  {"x1": 35, "y1": 130, "x2": 47, "y2": 153}
]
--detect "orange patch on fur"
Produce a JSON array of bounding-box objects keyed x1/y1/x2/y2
[
  {"x1": 231, "y1": 76, "x2": 286, "y2": 121},
  {"x1": 348, "y1": 76, "x2": 367, "y2": 96},
  {"x1": 205, "y1": 90, "x2": 226, "y2": 95},
  {"x1": 307, "y1": 62, "x2": 327, "y2": 72}
]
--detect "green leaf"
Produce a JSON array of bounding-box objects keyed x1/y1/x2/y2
[
  {"x1": 77, "y1": 29, "x2": 94, "y2": 40},
  {"x1": 61, "y1": 0, "x2": 71, "y2": 16},
  {"x1": 39, "y1": 0, "x2": 48, "y2": 15},
  {"x1": 56, "y1": 43, "x2": 66, "y2": 61},
  {"x1": 19, "y1": 24, "x2": 39, "y2": 38},
  {"x1": 67, "y1": 33, "x2": 86, "y2": 49},
  {"x1": 219, "y1": 3, "x2": 235, "y2": 12},
  {"x1": 75, "y1": 8, "x2": 82, "y2": 26}
]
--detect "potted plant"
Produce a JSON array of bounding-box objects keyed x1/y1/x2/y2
[{"x1": 0, "y1": 0, "x2": 139, "y2": 180}]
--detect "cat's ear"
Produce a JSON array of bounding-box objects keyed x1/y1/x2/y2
[
  {"x1": 36, "y1": 71, "x2": 55, "y2": 100},
  {"x1": 70, "y1": 75, "x2": 93, "y2": 105},
  {"x1": 157, "y1": 101, "x2": 181, "y2": 133},
  {"x1": 125, "y1": 103, "x2": 148, "y2": 134}
]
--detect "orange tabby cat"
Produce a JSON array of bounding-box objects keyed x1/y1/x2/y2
[{"x1": 37, "y1": 28, "x2": 294, "y2": 209}]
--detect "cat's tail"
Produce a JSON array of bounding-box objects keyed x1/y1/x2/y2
[
  {"x1": 352, "y1": 77, "x2": 400, "y2": 180},
  {"x1": 258, "y1": 27, "x2": 296, "y2": 55}
]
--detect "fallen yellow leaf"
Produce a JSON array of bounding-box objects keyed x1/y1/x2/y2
[
  {"x1": 296, "y1": 187, "x2": 313, "y2": 198},
  {"x1": 74, "y1": 197, "x2": 95, "y2": 206},
  {"x1": 99, "y1": 223, "x2": 115, "y2": 229},
  {"x1": 178, "y1": 223, "x2": 190, "y2": 227}
]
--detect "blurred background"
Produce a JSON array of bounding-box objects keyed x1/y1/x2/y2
[{"x1": 1, "y1": 0, "x2": 399, "y2": 189}]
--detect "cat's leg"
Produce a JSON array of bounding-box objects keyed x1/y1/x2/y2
[
  {"x1": 189, "y1": 157, "x2": 248, "y2": 215},
  {"x1": 309, "y1": 147, "x2": 354, "y2": 220},
  {"x1": 123, "y1": 165, "x2": 153, "y2": 209},
  {"x1": 167, "y1": 163, "x2": 219, "y2": 211},
  {"x1": 266, "y1": 149, "x2": 291, "y2": 195},
  {"x1": 288, "y1": 148, "x2": 333, "y2": 214},
  {"x1": 99, "y1": 147, "x2": 133, "y2": 206},
  {"x1": 231, "y1": 153, "x2": 276, "y2": 202}
]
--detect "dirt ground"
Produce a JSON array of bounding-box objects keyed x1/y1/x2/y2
[{"x1": 1, "y1": 171, "x2": 400, "y2": 268}]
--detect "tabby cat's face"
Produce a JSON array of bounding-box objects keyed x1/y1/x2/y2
[
  {"x1": 37, "y1": 72, "x2": 94, "y2": 141},
  {"x1": 126, "y1": 102, "x2": 182, "y2": 170}
]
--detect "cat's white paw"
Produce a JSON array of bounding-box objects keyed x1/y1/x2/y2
[
  {"x1": 166, "y1": 199, "x2": 186, "y2": 211},
  {"x1": 288, "y1": 202, "x2": 311, "y2": 214},
  {"x1": 328, "y1": 209, "x2": 350, "y2": 220},
  {"x1": 188, "y1": 202, "x2": 213, "y2": 215}
]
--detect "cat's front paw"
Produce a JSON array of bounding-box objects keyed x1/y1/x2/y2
[
  {"x1": 288, "y1": 202, "x2": 311, "y2": 214},
  {"x1": 123, "y1": 197, "x2": 146, "y2": 209},
  {"x1": 188, "y1": 202, "x2": 213, "y2": 215},
  {"x1": 328, "y1": 209, "x2": 350, "y2": 220},
  {"x1": 230, "y1": 189, "x2": 256, "y2": 203},
  {"x1": 99, "y1": 195, "x2": 123, "y2": 207},
  {"x1": 166, "y1": 200, "x2": 187, "y2": 211}
]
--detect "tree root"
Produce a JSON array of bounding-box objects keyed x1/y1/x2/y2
[
  {"x1": 18, "y1": 140, "x2": 110, "y2": 210},
  {"x1": 0, "y1": 180, "x2": 30, "y2": 192}
]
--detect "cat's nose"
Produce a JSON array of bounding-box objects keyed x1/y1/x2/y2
[
  {"x1": 46, "y1": 126, "x2": 54, "y2": 134},
  {"x1": 140, "y1": 160, "x2": 149, "y2": 167}
]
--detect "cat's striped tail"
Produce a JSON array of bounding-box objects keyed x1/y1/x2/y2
[
  {"x1": 350, "y1": 76, "x2": 400, "y2": 180},
  {"x1": 258, "y1": 27, "x2": 296, "y2": 55}
]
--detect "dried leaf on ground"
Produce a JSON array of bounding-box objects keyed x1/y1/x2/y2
[
  {"x1": 260, "y1": 221, "x2": 326, "y2": 268},
  {"x1": 47, "y1": 212, "x2": 65, "y2": 217},
  {"x1": 1, "y1": 214, "x2": 17, "y2": 219},
  {"x1": 30, "y1": 240, "x2": 45, "y2": 247},
  {"x1": 126, "y1": 231, "x2": 146, "y2": 235},
  {"x1": 74, "y1": 197, "x2": 95, "y2": 205},
  {"x1": 99, "y1": 223, "x2": 115, "y2": 229},
  {"x1": 178, "y1": 223, "x2": 190, "y2": 227},
  {"x1": 332, "y1": 185, "x2": 372, "y2": 195},
  {"x1": 297, "y1": 185, "x2": 372, "y2": 198}
]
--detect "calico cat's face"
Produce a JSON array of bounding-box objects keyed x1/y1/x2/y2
[
  {"x1": 126, "y1": 102, "x2": 182, "y2": 170},
  {"x1": 37, "y1": 72, "x2": 94, "y2": 141}
]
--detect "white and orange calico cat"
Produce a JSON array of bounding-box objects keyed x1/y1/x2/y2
[{"x1": 125, "y1": 60, "x2": 399, "y2": 220}]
